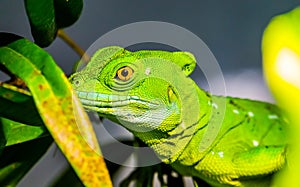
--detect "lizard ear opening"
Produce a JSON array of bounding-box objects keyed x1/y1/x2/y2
[
  {"x1": 172, "y1": 51, "x2": 196, "y2": 76},
  {"x1": 167, "y1": 86, "x2": 179, "y2": 104}
]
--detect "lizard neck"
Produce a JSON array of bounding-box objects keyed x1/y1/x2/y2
[{"x1": 133, "y1": 83, "x2": 212, "y2": 163}]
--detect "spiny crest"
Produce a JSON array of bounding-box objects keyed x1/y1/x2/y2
[
  {"x1": 86, "y1": 46, "x2": 126, "y2": 71},
  {"x1": 82, "y1": 46, "x2": 197, "y2": 77},
  {"x1": 130, "y1": 49, "x2": 197, "y2": 76},
  {"x1": 76, "y1": 46, "x2": 127, "y2": 79}
]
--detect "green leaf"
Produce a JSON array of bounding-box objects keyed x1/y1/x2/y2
[
  {"x1": 0, "y1": 33, "x2": 24, "y2": 77},
  {"x1": 0, "y1": 137, "x2": 52, "y2": 186},
  {"x1": 24, "y1": 0, "x2": 57, "y2": 47},
  {"x1": 0, "y1": 33, "x2": 48, "y2": 147},
  {"x1": 51, "y1": 139, "x2": 134, "y2": 187},
  {"x1": 24, "y1": 0, "x2": 83, "y2": 47},
  {"x1": 0, "y1": 36, "x2": 112, "y2": 186},
  {"x1": 0, "y1": 83, "x2": 43, "y2": 126},
  {"x1": 1, "y1": 118, "x2": 48, "y2": 147},
  {"x1": 54, "y1": 0, "x2": 83, "y2": 28}
]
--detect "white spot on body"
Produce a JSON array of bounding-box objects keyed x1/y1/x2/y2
[
  {"x1": 212, "y1": 103, "x2": 218, "y2": 109},
  {"x1": 252, "y1": 140, "x2": 259, "y2": 147},
  {"x1": 218, "y1": 152, "x2": 224, "y2": 158},
  {"x1": 145, "y1": 67, "x2": 151, "y2": 75},
  {"x1": 233, "y1": 109, "x2": 239, "y2": 114},
  {"x1": 181, "y1": 122, "x2": 186, "y2": 129},
  {"x1": 248, "y1": 111, "x2": 254, "y2": 117},
  {"x1": 268, "y1": 114, "x2": 278, "y2": 119},
  {"x1": 130, "y1": 96, "x2": 139, "y2": 100}
]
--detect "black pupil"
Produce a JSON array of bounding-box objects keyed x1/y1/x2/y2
[{"x1": 121, "y1": 69, "x2": 129, "y2": 77}]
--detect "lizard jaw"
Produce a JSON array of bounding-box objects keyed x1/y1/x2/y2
[
  {"x1": 75, "y1": 91, "x2": 160, "y2": 113},
  {"x1": 75, "y1": 91, "x2": 179, "y2": 132}
]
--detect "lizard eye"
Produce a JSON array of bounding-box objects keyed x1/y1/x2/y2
[{"x1": 115, "y1": 66, "x2": 134, "y2": 81}]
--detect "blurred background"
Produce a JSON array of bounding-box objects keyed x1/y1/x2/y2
[{"x1": 1, "y1": 1, "x2": 300, "y2": 186}]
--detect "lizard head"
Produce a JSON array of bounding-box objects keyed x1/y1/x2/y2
[{"x1": 70, "y1": 46, "x2": 197, "y2": 142}]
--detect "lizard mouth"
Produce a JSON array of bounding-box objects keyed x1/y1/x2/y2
[{"x1": 75, "y1": 91, "x2": 160, "y2": 110}]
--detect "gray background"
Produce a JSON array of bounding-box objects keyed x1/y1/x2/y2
[
  {"x1": 1, "y1": 0, "x2": 300, "y2": 101},
  {"x1": 1, "y1": 1, "x2": 299, "y2": 73},
  {"x1": 1, "y1": 1, "x2": 300, "y2": 186}
]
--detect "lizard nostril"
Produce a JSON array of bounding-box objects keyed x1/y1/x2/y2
[{"x1": 74, "y1": 80, "x2": 80, "y2": 86}]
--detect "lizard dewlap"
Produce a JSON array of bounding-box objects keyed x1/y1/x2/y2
[{"x1": 70, "y1": 46, "x2": 288, "y2": 187}]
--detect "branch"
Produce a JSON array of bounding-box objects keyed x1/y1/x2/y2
[{"x1": 57, "y1": 29, "x2": 90, "y2": 64}]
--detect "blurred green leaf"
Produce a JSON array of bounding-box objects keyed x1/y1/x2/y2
[
  {"x1": 24, "y1": 0, "x2": 83, "y2": 47},
  {"x1": 262, "y1": 6, "x2": 300, "y2": 186}
]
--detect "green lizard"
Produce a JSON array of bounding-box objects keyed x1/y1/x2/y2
[{"x1": 70, "y1": 46, "x2": 288, "y2": 187}]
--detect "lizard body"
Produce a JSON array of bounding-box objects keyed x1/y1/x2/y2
[{"x1": 70, "y1": 46, "x2": 288, "y2": 186}]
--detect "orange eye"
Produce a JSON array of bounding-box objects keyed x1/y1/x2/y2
[{"x1": 116, "y1": 66, "x2": 134, "y2": 81}]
